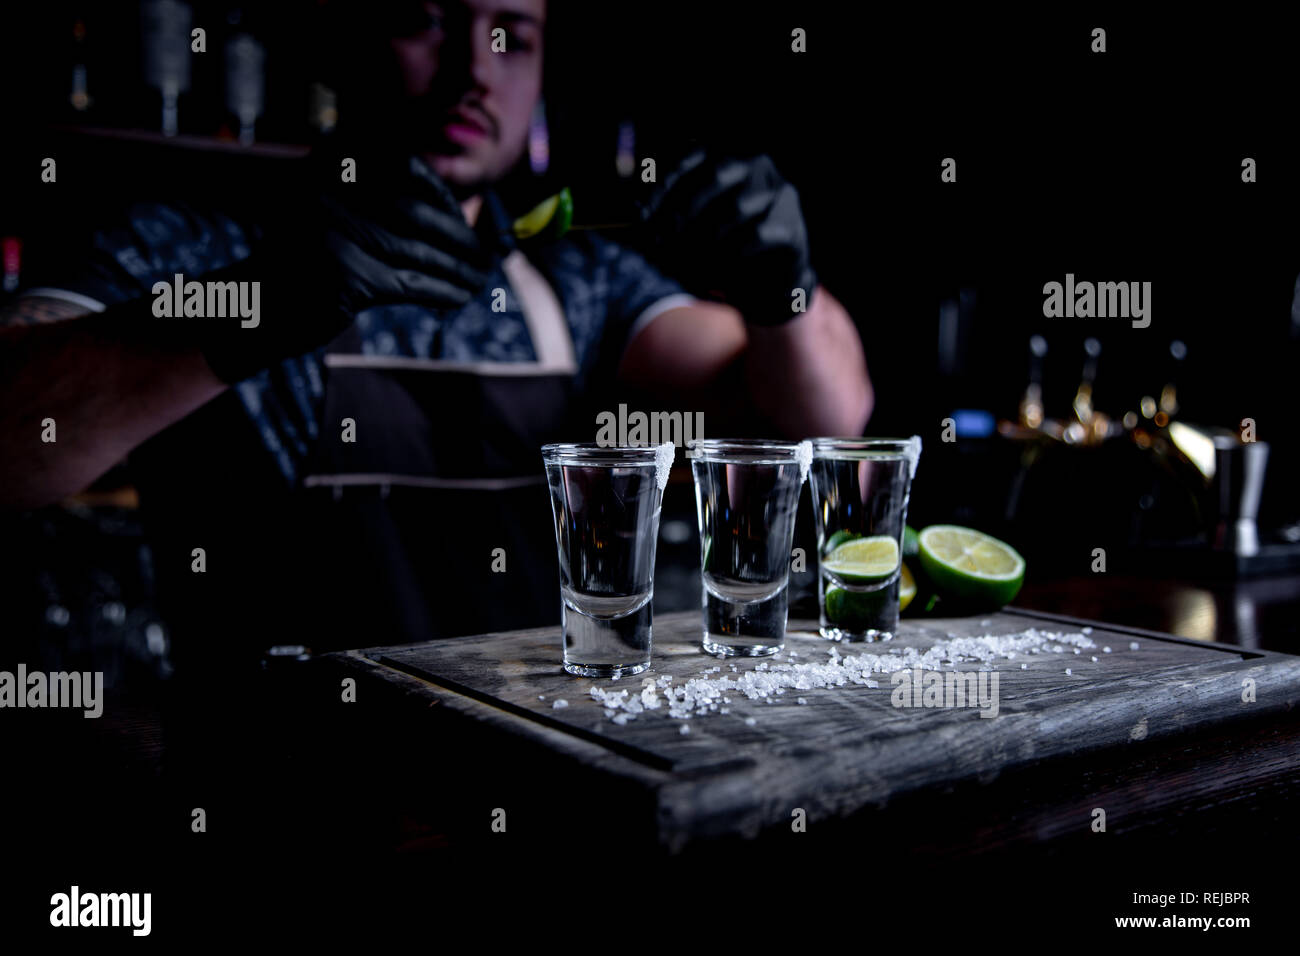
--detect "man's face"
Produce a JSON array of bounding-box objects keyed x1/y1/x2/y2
[{"x1": 386, "y1": 0, "x2": 545, "y2": 192}]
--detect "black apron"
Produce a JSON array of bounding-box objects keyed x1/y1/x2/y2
[{"x1": 296, "y1": 250, "x2": 581, "y2": 647}]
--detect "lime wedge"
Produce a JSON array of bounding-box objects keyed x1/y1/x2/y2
[
  {"x1": 898, "y1": 562, "x2": 916, "y2": 612},
  {"x1": 917, "y1": 525, "x2": 1025, "y2": 608},
  {"x1": 823, "y1": 535, "x2": 899, "y2": 585},
  {"x1": 512, "y1": 187, "x2": 573, "y2": 239}
]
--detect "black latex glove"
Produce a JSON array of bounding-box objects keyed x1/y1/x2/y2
[
  {"x1": 639, "y1": 151, "x2": 817, "y2": 326},
  {"x1": 198, "y1": 154, "x2": 491, "y2": 383}
]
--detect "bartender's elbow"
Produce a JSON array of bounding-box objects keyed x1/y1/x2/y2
[
  {"x1": 821, "y1": 369, "x2": 873, "y2": 437},
  {"x1": 850, "y1": 370, "x2": 874, "y2": 434}
]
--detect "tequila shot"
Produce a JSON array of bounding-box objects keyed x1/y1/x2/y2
[
  {"x1": 543, "y1": 442, "x2": 674, "y2": 677},
  {"x1": 690, "y1": 438, "x2": 811, "y2": 657},
  {"x1": 809, "y1": 437, "x2": 921, "y2": 642}
]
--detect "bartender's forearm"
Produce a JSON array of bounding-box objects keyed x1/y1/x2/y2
[
  {"x1": 0, "y1": 297, "x2": 226, "y2": 509},
  {"x1": 618, "y1": 288, "x2": 872, "y2": 438},
  {"x1": 743, "y1": 285, "x2": 873, "y2": 438}
]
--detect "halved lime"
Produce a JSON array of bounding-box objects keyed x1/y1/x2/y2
[
  {"x1": 902, "y1": 525, "x2": 920, "y2": 559},
  {"x1": 901, "y1": 558, "x2": 939, "y2": 615},
  {"x1": 512, "y1": 187, "x2": 573, "y2": 240},
  {"x1": 823, "y1": 535, "x2": 900, "y2": 586},
  {"x1": 898, "y1": 562, "x2": 916, "y2": 612},
  {"x1": 823, "y1": 529, "x2": 860, "y2": 555},
  {"x1": 917, "y1": 525, "x2": 1025, "y2": 608}
]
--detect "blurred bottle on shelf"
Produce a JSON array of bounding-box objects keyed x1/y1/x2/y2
[
  {"x1": 223, "y1": 8, "x2": 265, "y2": 145},
  {"x1": 1159, "y1": 338, "x2": 1186, "y2": 424},
  {"x1": 140, "y1": 0, "x2": 193, "y2": 137},
  {"x1": 308, "y1": 82, "x2": 338, "y2": 134},
  {"x1": 70, "y1": 16, "x2": 91, "y2": 113},
  {"x1": 1017, "y1": 334, "x2": 1047, "y2": 429},
  {"x1": 1065, "y1": 337, "x2": 1112, "y2": 445}
]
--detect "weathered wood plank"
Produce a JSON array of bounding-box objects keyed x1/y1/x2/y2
[{"x1": 333, "y1": 608, "x2": 1300, "y2": 849}]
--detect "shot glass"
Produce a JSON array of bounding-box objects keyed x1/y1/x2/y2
[
  {"x1": 809, "y1": 437, "x2": 921, "y2": 642},
  {"x1": 542, "y1": 442, "x2": 674, "y2": 677},
  {"x1": 689, "y1": 438, "x2": 811, "y2": 657}
]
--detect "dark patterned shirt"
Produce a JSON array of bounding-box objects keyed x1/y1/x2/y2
[{"x1": 28, "y1": 195, "x2": 694, "y2": 485}]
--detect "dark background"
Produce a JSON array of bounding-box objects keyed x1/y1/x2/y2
[
  {"x1": 4, "y1": 3, "x2": 1297, "y2": 439},
  {"x1": 4, "y1": 1, "x2": 1296, "y2": 515},
  {"x1": 3, "y1": 2, "x2": 1296, "y2": 632},
  {"x1": 1, "y1": 2, "x2": 1297, "y2": 940}
]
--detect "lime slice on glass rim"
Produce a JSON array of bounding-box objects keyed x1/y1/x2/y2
[
  {"x1": 822, "y1": 535, "x2": 900, "y2": 586},
  {"x1": 512, "y1": 187, "x2": 574, "y2": 239},
  {"x1": 917, "y1": 525, "x2": 1025, "y2": 608}
]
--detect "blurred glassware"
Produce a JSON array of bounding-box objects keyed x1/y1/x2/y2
[{"x1": 141, "y1": 0, "x2": 193, "y2": 136}]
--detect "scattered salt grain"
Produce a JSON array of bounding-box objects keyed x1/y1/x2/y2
[
  {"x1": 1065, "y1": 668, "x2": 1072, "y2": 676},
  {"x1": 552, "y1": 699, "x2": 568, "y2": 709},
  {"x1": 679, "y1": 724, "x2": 690, "y2": 735},
  {"x1": 1130, "y1": 641, "x2": 1140, "y2": 650},
  {"x1": 1091, "y1": 656, "x2": 1098, "y2": 662},
  {"x1": 744, "y1": 717, "x2": 757, "y2": 726},
  {"x1": 538, "y1": 695, "x2": 545, "y2": 700},
  {"x1": 1103, "y1": 647, "x2": 1111, "y2": 653},
  {"x1": 797, "y1": 698, "x2": 808, "y2": 705},
  {"x1": 1021, "y1": 664, "x2": 1028, "y2": 669},
  {"x1": 1082, "y1": 627, "x2": 1093, "y2": 634},
  {"x1": 583, "y1": 626, "x2": 1095, "y2": 726}
]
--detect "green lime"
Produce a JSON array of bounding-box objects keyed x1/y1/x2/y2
[
  {"x1": 512, "y1": 187, "x2": 574, "y2": 240},
  {"x1": 898, "y1": 562, "x2": 916, "y2": 612},
  {"x1": 917, "y1": 525, "x2": 1026, "y2": 609},
  {"x1": 823, "y1": 529, "x2": 860, "y2": 554},
  {"x1": 825, "y1": 585, "x2": 887, "y2": 629},
  {"x1": 823, "y1": 535, "x2": 900, "y2": 586},
  {"x1": 903, "y1": 525, "x2": 920, "y2": 559},
  {"x1": 900, "y1": 558, "x2": 940, "y2": 616}
]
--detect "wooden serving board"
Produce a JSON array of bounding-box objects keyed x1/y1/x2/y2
[{"x1": 327, "y1": 608, "x2": 1300, "y2": 849}]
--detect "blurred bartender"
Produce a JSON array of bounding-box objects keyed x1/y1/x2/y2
[{"x1": 0, "y1": 0, "x2": 870, "y2": 672}]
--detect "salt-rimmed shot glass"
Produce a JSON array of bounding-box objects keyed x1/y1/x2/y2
[
  {"x1": 808, "y1": 437, "x2": 921, "y2": 642},
  {"x1": 688, "y1": 438, "x2": 811, "y2": 657},
  {"x1": 542, "y1": 442, "x2": 674, "y2": 677}
]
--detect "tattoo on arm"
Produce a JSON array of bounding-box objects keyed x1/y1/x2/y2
[{"x1": 0, "y1": 296, "x2": 92, "y2": 327}]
